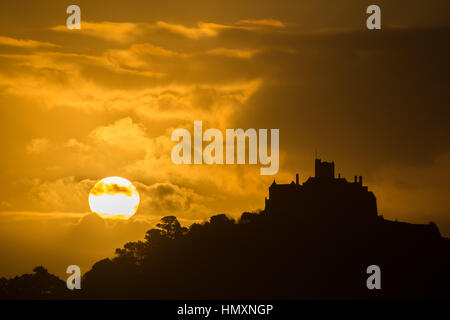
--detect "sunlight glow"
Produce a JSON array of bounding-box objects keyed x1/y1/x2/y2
[{"x1": 88, "y1": 177, "x2": 139, "y2": 220}]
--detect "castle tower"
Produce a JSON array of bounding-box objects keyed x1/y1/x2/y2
[{"x1": 315, "y1": 159, "x2": 335, "y2": 179}]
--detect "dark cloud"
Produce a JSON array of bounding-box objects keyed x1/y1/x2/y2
[
  {"x1": 230, "y1": 27, "x2": 450, "y2": 171},
  {"x1": 90, "y1": 182, "x2": 133, "y2": 196},
  {"x1": 137, "y1": 182, "x2": 195, "y2": 214}
]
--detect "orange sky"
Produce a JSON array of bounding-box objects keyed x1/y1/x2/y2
[{"x1": 0, "y1": 0, "x2": 449, "y2": 278}]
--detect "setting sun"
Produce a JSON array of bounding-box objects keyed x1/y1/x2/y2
[{"x1": 88, "y1": 177, "x2": 139, "y2": 220}]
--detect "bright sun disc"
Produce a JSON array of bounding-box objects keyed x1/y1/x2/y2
[{"x1": 89, "y1": 177, "x2": 139, "y2": 220}]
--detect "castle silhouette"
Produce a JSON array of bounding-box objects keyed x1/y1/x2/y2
[
  {"x1": 264, "y1": 158, "x2": 440, "y2": 237},
  {"x1": 265, "y1": 159, "x2": 377, "y2": 220}
]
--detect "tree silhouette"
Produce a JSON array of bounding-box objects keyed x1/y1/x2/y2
[
  {"x1": 155, "y1": 215, "x2": 188, "y2": 240},
  {"x1": 0, "y1": 266, "x2": 68, "y2": 299},
  {"x1": 1, "y1": 208, "x2": 450, "y2": 299},
  {"x1": 77, "y1": 211, "x2": 450, "y2": 299}
]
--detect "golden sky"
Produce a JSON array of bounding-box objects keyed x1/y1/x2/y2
[{"x1": 0, "y1": 0, "x2": 449, "y2": 277}]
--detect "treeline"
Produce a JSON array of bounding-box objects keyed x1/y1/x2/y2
[{"x1": 1, "y1": 209, "x2": 450, "y2": 299}]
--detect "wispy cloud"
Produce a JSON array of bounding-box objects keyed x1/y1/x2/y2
[
  {"x1": 89, "y1": 117, "x2": 150, "y2": 152},
  {"x1": 49, "y1": 19, "x2": 284, "y2": 43},
  {"x1": 51, "y1": 21, "x2": 142, "y2": 43},
  {"x1": 155, "y1": 21, "x2": 229, "y2": 39},
  {"x1": 206, "y1": 48, "x2": 260, "y2": 59},
  {"x1": 237, "y1": 19, "x2": 285, "y2": 28},
  {"x1": 26, "y1": 138, "x2": 50, "y2": 154},
  {"x1": 0, "y1": 36, "x2": 57, "y2": 48}
]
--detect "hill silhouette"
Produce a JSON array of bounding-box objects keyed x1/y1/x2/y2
[
  {"x1": 1, "y1": 159, "x2": 449, "y2": 299},
  {"x1": 0, "y1": 266, "x2": 69, "y2": 299}
]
